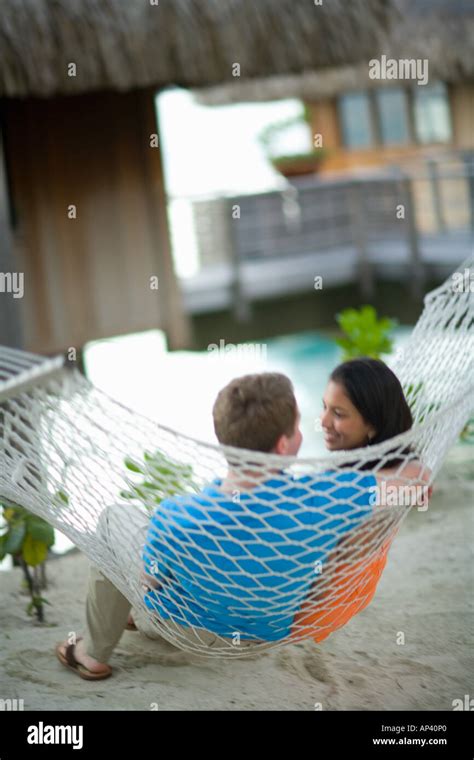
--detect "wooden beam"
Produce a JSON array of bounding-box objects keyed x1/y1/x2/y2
[
  {"x1": 350, "y1": 183, "x2": 375, "y2": 299},
  {"x1": 138, "y1": 89, "x2": 193, "y2": 350},
  {"x1": 401, "y1": 175, "x2": 425, "y2": 299},
  {"x1": 0, "y1": 109, "x2": 23, "y2": 348}
]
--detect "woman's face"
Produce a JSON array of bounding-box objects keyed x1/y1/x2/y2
[{"x1": 320, "y1": 380, "x2": 376, "y2": 451}]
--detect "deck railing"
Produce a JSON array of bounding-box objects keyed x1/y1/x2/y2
[{"x1": 176, "y1": 152, "x2": 474, "y2": 316}]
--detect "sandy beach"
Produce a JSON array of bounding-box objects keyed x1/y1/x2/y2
[{"x1": 1, "y1": 444, "x2": 472, "y2": 712}]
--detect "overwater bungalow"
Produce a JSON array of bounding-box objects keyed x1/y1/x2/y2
[
  {"x1": 0, "y1": 0, "x2": 392, "y2": 353},
  {"x1": 184, "y1": 0, "x2": 474, "y2": 335},
  {"x1": 196, "y1": 0, "x2": 474, "y2": 171}
]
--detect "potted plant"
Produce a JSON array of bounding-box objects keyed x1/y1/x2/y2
[{"x1": 259, "y1": 107, "x2": 327, "y2": 178}]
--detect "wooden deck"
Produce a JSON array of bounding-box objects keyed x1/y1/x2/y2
[
  {"x1": 180, "y1": 230, "x2": 472, "y2": 315},
  {"x1": 180, "y1": 164, "x2": 473, "y2": 316}
]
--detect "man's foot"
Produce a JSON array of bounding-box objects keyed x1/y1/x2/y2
[
  {"x1": 125, "y1": 614, "x2": 137, "y2": 631},
  {"x1": 56, "y1": 638, "x2": 111, "y2": 676}
]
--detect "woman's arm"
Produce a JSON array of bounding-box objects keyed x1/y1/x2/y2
[{"x1": 375, "y1": 460, "x2": 433, "y2": 509}]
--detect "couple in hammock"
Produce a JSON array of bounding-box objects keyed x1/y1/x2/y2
[{"x1": 56, "y1": 357, "x2": 431, "y2": 680}]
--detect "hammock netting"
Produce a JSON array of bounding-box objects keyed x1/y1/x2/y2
[{"x1": 0, "y1": 259, "x2": 473, "y2": 658}]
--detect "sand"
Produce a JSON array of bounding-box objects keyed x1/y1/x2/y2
[{"x1": 1, "y1": 444, "x2": 472, "y2": 711}]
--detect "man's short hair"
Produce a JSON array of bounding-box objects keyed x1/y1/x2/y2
[{"x1": 212, "y1": 372, "x2": 297, "y2": 452}]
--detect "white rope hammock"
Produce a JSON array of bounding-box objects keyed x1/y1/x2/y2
[{"x1": 0, "y1": 258, "x2": 473, "y2": 658}]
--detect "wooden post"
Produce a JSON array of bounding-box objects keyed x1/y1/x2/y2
[
  {"x1": 0, "y1": 113, "x2": 23, "y2": 348},
  {"x1": 368, "y1": 90, "x2": 382, "y2": 147},
  {"x1": 461, "y1": 151, "x2": 474, "y2": 236},
  {"x1": 427, "y1": 159, "x2": 446, "y2": 232},
  {"x1": 401, "y1": 176, "x2": 425, "y2": 298},
  {"x1": 350, "y1": 182, "x2": 375, "y2": 299},
  {"x1": 226, "y1": 198, "x2": 252, "y2": 322},
  {"x1": 138, "y1": 89, "x2": 193, "y2": 350},
  {"x1": 406, "y1": 88, "x2": 418, "y2": 145}
]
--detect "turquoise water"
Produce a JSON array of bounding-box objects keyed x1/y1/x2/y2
[
  {"x1": 264, "y1": 328, "x2": 412, "y2": 455},
  {"x1": 263, "y1": 332, "x2": 341, "y2": 456},
  {"x1": 84, "y1": 329, "x2": 340, "y2": 457},
  {"x1": 84, "y1": 327, "x2": 412, "y2": 457}
]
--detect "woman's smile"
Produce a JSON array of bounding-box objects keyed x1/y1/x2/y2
[{"x1": 321, "y1": 379, "x2": 376, "y2": 450}]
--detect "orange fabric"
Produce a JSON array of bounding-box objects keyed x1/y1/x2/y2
[{"x1": 292, "y1": 540, "x2": 392, "y2": 643}]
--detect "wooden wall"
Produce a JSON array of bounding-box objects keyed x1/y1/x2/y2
[
  {"x1": 450, "y1": 84, "x2": 474, "y2": 149},
  {"x1": 307, "y1": 83, "x2": 472, "y2": 174},
  {"x1": 3, "y1": 89, "x2": 190, "y2": 354}
]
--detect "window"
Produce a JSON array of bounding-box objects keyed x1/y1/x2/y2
[
  {"x1": 337, "y1": 82, "x2": 453, "y2": 150},
  {"x1": 339, "y1": 92, "x2": 374, "y2": 148},
  {"x1": 375, "y1": 88, "x2": 410, "y2": 145},
  {"x1": 413, "y1": 83, "x2": 452, "y2": 144}
]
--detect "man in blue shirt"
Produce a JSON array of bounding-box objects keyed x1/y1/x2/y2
[
  {"x1": 143, "y1": 373, "x2": 375, "y2": 642},
  {"x1": 55, "y1": 372, "x2": 375, "y2": 679}
]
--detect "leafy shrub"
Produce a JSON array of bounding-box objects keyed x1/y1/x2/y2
[
  {"x1": 121, "y1": 449, "x2": 198, "y2": 513},
  {"x1": 0, "y1": 501, "x2": 55, "y2": 621},
  {"x1": 336, "y1": 305, "x2": 397, "y2": 360}
]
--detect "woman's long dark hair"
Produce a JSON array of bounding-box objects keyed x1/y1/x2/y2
[{"x1": 330, "y1": 358, "x2": 414, "y2": 469}]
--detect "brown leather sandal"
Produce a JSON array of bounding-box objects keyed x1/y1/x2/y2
[{"x1": 55, "y1": 641, "x2": 112, "y2": 681}]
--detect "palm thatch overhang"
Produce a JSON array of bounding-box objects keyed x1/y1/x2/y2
[
  {"x1": 194, "y1": 0, "x2": 474, "y2": 105},
  {"x1": 0, "y1": 0, "x2": 395, "y2": 98}
]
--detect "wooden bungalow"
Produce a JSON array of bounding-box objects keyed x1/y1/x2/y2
[
  {"x1": 0, "y1": 0, "x2": 394, "y2": 353},
  {"x1": 196, "y1": 0, "x2": 474, "y2": 172}
]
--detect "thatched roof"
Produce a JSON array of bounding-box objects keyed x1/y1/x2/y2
[
  {"x1": 0, "y1": 0, "x2": 394, "y2": 98},
  {"x1": 195, "y1": 0, "x2": 474, "y2": 105}
]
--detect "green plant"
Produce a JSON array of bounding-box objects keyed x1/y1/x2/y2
[
  {"x1": 121, "y1": 449, "x2": 198, "y2": 512},
  {"x1": 0, "y1": 501, "x2": 55, "y2": 621},
  {"x1": 335, "y1": 305, "x2": 397, "y2": 360},
  {"x1": 402, "y1": 380, "x2": 440, "y2": 424},
  {"x1": 270, "y1": 150, "x2": 327, "y2": 166},
  {"x1": 258, "y1": 114, "x2": 307, "y2": 152},
  {"x1": 460, "y1": 417, "x2": 474, "y2": 443},
  {"x1": 0, "y1": 448, "x2": 196, "y2": 626},
  {"x1": 258, "y1": 105, "x2": 327, "y2": 165}
]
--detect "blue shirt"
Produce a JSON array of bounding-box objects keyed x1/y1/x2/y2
[{"x1": 143, "y1": 470, "x2": 376, "y2": 641}]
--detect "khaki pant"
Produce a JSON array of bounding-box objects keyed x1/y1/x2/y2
[{"x1": 83, "y1": 503, "x2": 262, "y2": 662}]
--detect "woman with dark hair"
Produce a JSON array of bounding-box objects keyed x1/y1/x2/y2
[
  {"x1": 320, "y1": 356, "x2": 433, "y2": 501},
  {"x1": 292, "y1": 357, "x2": 432, "y2": 642},
  {"x1": 321, "y1": 357, "x2": 413, "y2": 462}
]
